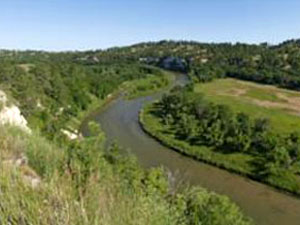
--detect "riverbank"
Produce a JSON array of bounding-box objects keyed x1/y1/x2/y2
[
  {"x1": 81, "y1": 72, "x2": 300, "y2": 225},
  {"x1": 73, "y1": 73, "x2": 254, "y2": 225},
  {"x1": 139, "y1": 103, "x2": 300, "y2": 197},
  {"x1": 70, "y1": 70, "x2": 174, "y2": 134}
]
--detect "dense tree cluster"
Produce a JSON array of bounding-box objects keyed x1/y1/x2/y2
[
  {"x1": 156, "y1": 86, "x2": 300, "y2": 182},
  {"x1": 0, "y1": 56, "x2": 162, "y2": 138},
  {"x1": 187, "y1": 41, "x2": 300, "y2": 91}
]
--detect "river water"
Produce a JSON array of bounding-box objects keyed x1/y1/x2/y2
[{"x1": 81, "y1": 74, "x2": 300, "y2": 225}]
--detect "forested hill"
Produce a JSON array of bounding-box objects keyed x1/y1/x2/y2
[
  {"x1": 1, "y1": 39, "x2": 300, "y2": 138},
  {"x1": 89, "y1": 39, "x2": 300, "y2": 67},
  {"x1": 1, "y1": 39, "x2": 300, "y2": 112},
  {"x1": 52, "y1": 39, "x2": 300, "y2": 88},
  {"x1": 104, "y1": 40, "x2": 300, "y2": 89},
  {"x1": 2, "y1": 38, "x2": 300, "y2": 68}
]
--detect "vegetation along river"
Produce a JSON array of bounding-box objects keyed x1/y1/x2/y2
[{"x1": 81, "y1": 74, "x2": 300, "y2": 225}]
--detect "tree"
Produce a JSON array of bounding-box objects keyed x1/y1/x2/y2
[
  {"x1": 176, "y1": 113, "x2": 198, "y2": 142},
  {"x1": 226, "y1": 113, "x2": 252, "y2": 152},
  {"x1": 263, "y1": 146, "x2": 292, "y2": 177},
  {"x1": 287, "y1": 132, "x2": 300, "y2": 172}
]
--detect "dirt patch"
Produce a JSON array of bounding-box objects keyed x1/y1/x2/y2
[
  {"x1": 216, "y1": 84, "x2": 300, "y2": 116},
  {"x1": 218, "y1": 88, "x2": 248, "y2": 97},
  {"x1": 248, "y1": 93, "x2": 300, "y2": 115},
  {"x1": 18, "y1": 64, "x2": 34, "y2": 72},
  {"x1": 228, "y1": 88, "x2": 247, "y2": 96}
]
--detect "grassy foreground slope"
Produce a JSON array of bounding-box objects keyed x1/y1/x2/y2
[
  {"x1": 0, "y1": 125, "x2": 254, "y2": 225},
  {"x1": 0, "y1": 125, "x2": 179, "y2": 225}
]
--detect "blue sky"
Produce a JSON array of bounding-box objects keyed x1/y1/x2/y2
[{"x1": 1, "y1": 0, "x2": 300, "y2": 51}]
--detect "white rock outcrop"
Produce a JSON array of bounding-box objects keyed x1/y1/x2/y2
[
  {"x1": 61, "y1": 129, "x2": 81, "y2": 140},
  {"x1": 0, "y1": 90, "x2": 31, "y2": 133}
]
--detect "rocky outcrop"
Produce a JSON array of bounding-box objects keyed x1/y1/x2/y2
[{"x1": 0, "y1": 90, "x2": 31, "y2": 133}]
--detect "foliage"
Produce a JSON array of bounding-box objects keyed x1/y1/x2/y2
[
  {"x1": 176, "y1": 187, "x2": 253, "y2": 225},
  {"x1": 124, "y1": 70, "x2": 171, "y2": 99},
  {"x1": 0, "y1": 59, "x2": 163, "y2": 139},
  {"x1": 0, "y1": 124, "x2": 253, "y2": 225},
  {"x1": 141, "y1": 86, "x2": 300, "y2": 194}
]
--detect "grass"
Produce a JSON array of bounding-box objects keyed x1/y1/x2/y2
[
  {"x1": 123, "y1": 71, "x2": 174, "y2": 99},
  {"x1": 194, "y1": 78, "x2": 300, "y2": 134},
  {"x1": 140, "y1": 103, "x2": 300, "y2": 195},
  {"x1": 0, "y1": 124, "x2": 253, "y2": 225},
  {"x1": 0, "y1": 125, "x2": 179, "y2": 225},
  {"x1": 245, "y1": 88, "x2": 286, "y2": 102}
]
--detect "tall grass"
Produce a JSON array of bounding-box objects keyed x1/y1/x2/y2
[
  {"x1": 0, "y1": 126, "x2": 179, "y2": 225},
  {"x1": 0, "y1": 124, "x2": 253, "y2": 225}
]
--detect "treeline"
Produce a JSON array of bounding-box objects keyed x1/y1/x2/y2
[
  {"x1": 73, "y1": 39, "x2": 300, "y2": 92},
  {"x1": 156, "y1": 86, "x2": 300, "y2": 189},
  {"x1": 2, "y1": 39, "x2": 300, "y2": 93},
  {"x1": 226, "y1": 68, "x2": 300, "y2": 91},
  {"x1": 190, "y1": 64, "x2": 300, "y2": 91}
]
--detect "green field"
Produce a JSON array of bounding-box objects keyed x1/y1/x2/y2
[
  {"x1": 194, "y1": 78, "x2": 300, "y2": 134},
  {"x1": 123, "y1": 71, "x2": 174, "y2": 99}
]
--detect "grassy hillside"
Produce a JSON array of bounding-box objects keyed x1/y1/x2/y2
[
  {"x1": 0, "y1": 125, "x2": 178, "y2": 225},
  {"x1": 0, "y1": 123, "x2": 253, "y2": 225}
]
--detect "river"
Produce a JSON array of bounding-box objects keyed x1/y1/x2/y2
[{"x1": 81, "y1": 74, "x2": 300, "y2": 225}]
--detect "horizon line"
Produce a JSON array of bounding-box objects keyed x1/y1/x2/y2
[{"x1": 1, "y1": 38, "x2": 299, "y2": 53}]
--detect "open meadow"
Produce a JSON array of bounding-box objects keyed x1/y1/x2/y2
[{"x1": 195, "y1": 78, "x2": 300, "y2": 134}]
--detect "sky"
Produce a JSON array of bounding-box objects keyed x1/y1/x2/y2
[{"x1": 1, "y1": 0, "x2": 300, "y2": 51}]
